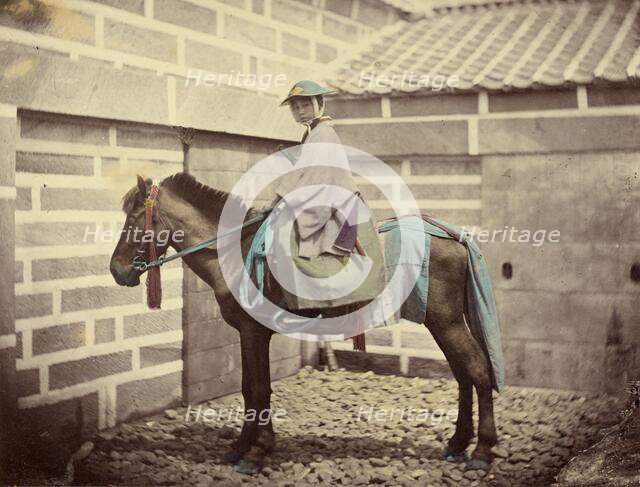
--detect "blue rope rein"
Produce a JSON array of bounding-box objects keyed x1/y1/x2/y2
[{"x1": 132, "y1": 208, "x2": 271, "y2": 272}]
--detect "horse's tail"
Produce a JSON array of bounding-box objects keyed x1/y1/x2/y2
[{"x1": 462, "y1": 248, "x2": 505, "y2": 393}]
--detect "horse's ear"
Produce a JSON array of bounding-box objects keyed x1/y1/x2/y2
[{"x1": 137, "y1": 175, "x2": 148, "y2": 196}]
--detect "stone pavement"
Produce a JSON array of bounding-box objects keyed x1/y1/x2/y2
[{"x1": 76, "y1": 367, "x2": 620, "y2": 486}]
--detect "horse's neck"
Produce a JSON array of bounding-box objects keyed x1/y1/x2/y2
[{"x1": 164, "y1": 201, "x2": 257, "y2": 298}]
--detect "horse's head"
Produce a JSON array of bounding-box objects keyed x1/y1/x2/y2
[{"x1": 110, "y1": 175, "x2": 171, "y2": 287}]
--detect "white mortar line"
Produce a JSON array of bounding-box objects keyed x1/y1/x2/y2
[
  {"x1": 17, "y1": 330, "x2": 183, "y2": 370},
  {"x1": 16, "y1": 172, "x2": 183, "y2": 191},
  {"x1": 95, "y1": 14, "x2": 104, "y2": 48},
  {"x1": 97, "y1": 386, "x2": 107, "y2": 429},
  {"x1": 263, "y1": 0, "x2": 272, "y2": 17},
  {"x1": 351, "y1": 0, "x2": 360, "y2": 19},
  {"x1": 40, "y1": 0, "x2": 334, "y2": 68},
  {"x1": 114, "y1": 315, "x2": 124, "y2": 342},
  {"x1": 39, "y1": 365, "x2": 49, "y2": 395},
  {"x1": 0, "y1": 186, "x2": 16, "y2": 200},
  {"x1": 93, "y1": 155, "x2": 101, "y2": 176},
  {"x1": 167, "y1": 76, "x2": 177, "y2": 125},
  {"x1": 468, "y1": 118, "x2": 479, "y2": 156},
  {"x1": 17, "y1": 138, "x2": 184, "y2": 161},
  {"x1": 380, "y1": 96, "x2": 391, "y2": 118},
  {"x1": 332, "y1": 103, "x2": 640, "y2": 125},
  {"x1": 368, "y1": 199, "x2": 481, "y2": 210},
  {"x1": 106, "y1": 383, "x2": 117, "y2": 428},
  {"x1": 354, "y1": 175, "x2": 482, "y2": 185},
  {"x1": 0, "y1": 103, "x2": 17, "y2": 118},
  {"x1": 18, "y1": 360, "x2": 183, "y2": 409},
  {"x1": 132, "y1": 346, "x2": 140, "y2": 371},
  {"x1": 15, "y1": 298, "x2": 183, "y2": 332},
  {"x1": 22, "y1": 259, "x2": 32, "y2": 284},
  {"x1": 576, "y1": 86, "x2": 588, "y2": 111},
  {"x1": 329, "y1": 340, "x2": 447, "y2": 361},
  {"x1": 86, "y1": 318, "x2": 96, "y2": 347},
  {"x1": 399, "y1": 354, "x2": 409, "y2": 375},
  {"x1": 16, "y1": 272, "x2": 183, "y2": 299},
  {"x1": 22, "y1": 329, "x2": 32, "y2": 361},
  {"x1": 400, "y1": 159, "x2": 411, "y2": 178},
  {"x1": 478, "y1": 91, "x2": 488, "y2": 115},
  {"x1": 144, "y1": 0, "x2": 154, "y2": 18},
  {"x1": 0, "y1": 334, "x2": 17, "y2": 350},
  {"x1": 52, "y1": 288, "x2": 62, "y2": 316},
  {"x1": 16, "y1": 244, "x2": 117, "y2": 260},
  {"x1": 16, "y1": 210, "x2": 127, "y2": 223},
  {"x1": 108, "y1": 126, "x2": 117, "y2": 146},
  {"x1": 176, "y1": 35, "x2": 185, "y2": 66}
]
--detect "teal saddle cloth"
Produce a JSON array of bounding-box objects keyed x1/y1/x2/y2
[
  {"x1": 378, "y1": 215, "x2": 504, "y2": 392},
  {"x1": 241, "y1": 214, "x2": 505, "y2": 392}
]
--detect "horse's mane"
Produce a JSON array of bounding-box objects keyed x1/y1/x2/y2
[{"x1": 121, "y1": 172, "x2": 248, "y2": 217}]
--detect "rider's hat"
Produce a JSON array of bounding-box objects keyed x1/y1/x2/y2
[{"x1": 280, "y1": 80, "x2": 337, "y2": 106}]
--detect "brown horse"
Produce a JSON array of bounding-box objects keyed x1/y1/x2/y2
[{"x1": 110, "y1": 173, "x2": 498, "y2": 474}]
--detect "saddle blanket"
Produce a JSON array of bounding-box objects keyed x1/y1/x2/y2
[
  {"x1": 240, "y1": 214, "x2": 504, "y2": 392},
  {"x1": 377, "y1": 215, "x2": 504, "y2": 392}
]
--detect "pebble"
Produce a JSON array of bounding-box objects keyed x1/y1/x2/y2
[
  {"x1": 75, "y1": 369, "x2": 619, "y2": 487},
  {"x1": 164, "y1": 409, "x2": 178, "y2": 420}
]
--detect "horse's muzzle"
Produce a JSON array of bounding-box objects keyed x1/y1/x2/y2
[{"x1": 110, "y1": 258, "x2": 141, "y2": 287}]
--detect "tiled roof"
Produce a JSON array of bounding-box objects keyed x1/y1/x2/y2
[
  {"x1": 377, "y1": 0, "x2": 516, "y2": 15},
  {"x1": 332, "y1": 0, "x2": 640, "y2": 94}
]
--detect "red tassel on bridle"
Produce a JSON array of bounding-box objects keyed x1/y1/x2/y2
[{"x1": 145, "y1": 185, "x2": 162, "y2": 309}]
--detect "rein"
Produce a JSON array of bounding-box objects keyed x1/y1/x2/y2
[{"x1": 132, "y1": 184, "x2": 270, "y2": 307}]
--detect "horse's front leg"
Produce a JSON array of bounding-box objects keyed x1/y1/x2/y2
[{"x1": 225, "y1": 326, "x2": 275, "y2": 474}]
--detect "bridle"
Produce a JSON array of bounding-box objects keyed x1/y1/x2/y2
[
  {"x1": 132, "y1": 184, "x2": 166, "y2": 309},
  {"x1": 130, "y1": 184, "x2": 271, "y2": 308}
]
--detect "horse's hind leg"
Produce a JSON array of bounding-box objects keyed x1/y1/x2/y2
[
  {"x1": 429, "y1": 319, "x2": 497, "y2": 468},
  {"x1": 431, "y1": 329, "x2": 474, "y2": 460},
  {"x1": 426, "y1": 237, "x2": 497, "y2": 468}
]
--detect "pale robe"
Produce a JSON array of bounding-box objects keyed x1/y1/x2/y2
[{"x1": 274, "y1": 121, "x2": 360, "y2": 258}]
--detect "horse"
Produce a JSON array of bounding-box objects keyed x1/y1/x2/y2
[{"x1": 110, "y1": 173, "x2": 498, "y2": 474}]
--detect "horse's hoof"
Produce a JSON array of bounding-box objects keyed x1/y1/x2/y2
[
  {"x1": 444, "y1": 449, "x2": 469, "y2": 463},
  {"x1": 233, "y1": 459, "x2": 261, "y2": 475},
  {"x1": 466, "y1": 458, "x2": 490, "y2": 470},
  {"x1": 223, "y1": 450, "x2": 242, "y2": 464}
]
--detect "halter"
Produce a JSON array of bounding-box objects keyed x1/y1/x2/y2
[
  {"x1": 131, "y1": 185, "x2": 271, "y2": 308},
  {"x1": 132, "y1": 185, "x2": 163, "y2": 308}
]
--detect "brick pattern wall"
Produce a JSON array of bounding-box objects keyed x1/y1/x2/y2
[
  {"x1": 14, "y1": 110, "x2": 184, "y2": 439},
  {"x1": 183, "y1": 130, "x2": 302, "y2": 404},
  {"x1": 329, "y1": 87, "x2": 640, "y2": 392},
  {"x1": 0, "y1": 0, "x2": 401, "y2": 103},
  {"x1": 0, "y1": 104, "x2": 17, "y2": 475}
]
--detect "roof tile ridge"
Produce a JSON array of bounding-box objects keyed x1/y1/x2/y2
[
  {"x1": 323, "y1": 19, "x2": 415, "y2": 92},
  {"x1": 594, "y1": 0, "x2": 640, "y2": 78}
]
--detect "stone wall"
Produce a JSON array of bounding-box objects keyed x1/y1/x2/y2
[
  {"x1": 182, "y1": 130, "x2": 302, "y2": 404},
  {"x1": 0, "y1": 0, "x2": 410, "y2": 458},
  {"x1": 329, "y1": 86, "x2": 640, "y2": 392},
  {"x1": 13, "y1": 111, "x2": 184, "y2": 444}
]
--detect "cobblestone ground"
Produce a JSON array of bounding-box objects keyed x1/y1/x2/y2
[{"x1": 77, "y1": 367, "x2": 620, "y2": 486}]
